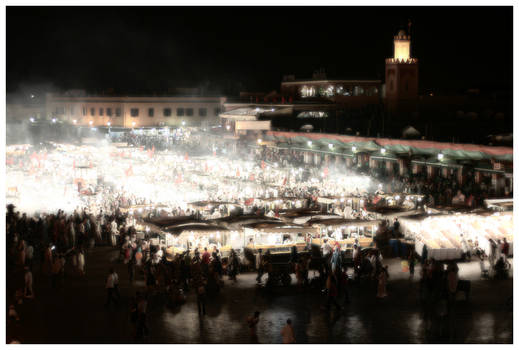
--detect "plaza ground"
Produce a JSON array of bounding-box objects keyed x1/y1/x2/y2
[{"x1": 6, "y1": 246, "x2": 513, "y2": 344}]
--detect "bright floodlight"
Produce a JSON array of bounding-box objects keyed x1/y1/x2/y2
[
  {"x1": 438, "y1": 153, "x2": 444, "y2": 160},
  {"x1": 352, "y1": 146, "x2": 357, "y2": 152},
  {"x1": 381, "y1": 148, "x2": 386, "y2": 154}
]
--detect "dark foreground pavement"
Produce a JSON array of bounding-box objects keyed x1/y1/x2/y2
[{"x1": 6, "y1": 246, "x2": 513, "y2": 344}]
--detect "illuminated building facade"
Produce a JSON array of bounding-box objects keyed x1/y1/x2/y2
[{"x1": 45, "y1": 95, "x2": 226, "y2": 128}]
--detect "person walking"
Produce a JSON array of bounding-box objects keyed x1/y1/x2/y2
[
  {"x1": 325, "y1": 273, "x2": 341, "y2": 311},
  {"x1": 136, "y1": 292, "x2": 149, "y2": 340},
  {"x1": 113, "y1": 268, "x2": 120, "y2": 300},
  {"x1": 281, "y1": 319, "x2": 296, "y2": 344},
  {"x1": 247, "y1": 311, "x2": 260, "y2": 343}
]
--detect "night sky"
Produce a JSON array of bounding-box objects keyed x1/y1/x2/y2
[{"x1": 7, "y1": 6, "x2": 513, "y2": 95}]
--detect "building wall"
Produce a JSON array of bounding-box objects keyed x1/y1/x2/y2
[
  {"x1": 46, "y1": 95, "x2": 225, "y2": 128},
  {"x1": 6, "y1": 104, "x2": 46, "y2": 123},
  {"x1": 280, "y1": 80, "x2": 382, "y2": 99}
]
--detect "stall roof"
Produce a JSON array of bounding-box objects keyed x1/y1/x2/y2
[
  {"x1": 265, "y1": 131, "x2": 513, "y2": 162},
  {"x1": 306, "y1": 218, "x2": 381, "y2": 227},
  {"x1": 243, "y1": 221, "x2": 306, "y2": 229},
  {"x1": 146, "y1": 215, "x2": 198, "y2": 228},
  {"x1": 188, "y1": 201, "x2": 238, "y2": 208},
  {"x1": 164, "y1": 223, "x2": 230, "y2": 235}
]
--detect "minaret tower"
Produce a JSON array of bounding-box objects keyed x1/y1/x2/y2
[{"x1": 385, "y1": 27, "x2": 418, "y2": 110}]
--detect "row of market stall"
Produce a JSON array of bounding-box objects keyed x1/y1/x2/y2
[{"x1": 127, "y1": 200, "x2": 513, "y2": 261}]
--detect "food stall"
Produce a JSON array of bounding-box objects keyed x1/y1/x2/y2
[
  {"x1": 398, "y1": 211, "x2": 513, "y2": 260},
  {"x1": 163, "y1": 222, "x2": 240, "y2": 256},
  {"x1": 243, "y1": 222, "x2": 317, "y2": 253},
  {"x1": 307, "y1": 218, "x2": 380, "y2": 251}
]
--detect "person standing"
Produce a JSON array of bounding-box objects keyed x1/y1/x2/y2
[
  {"x1": 105, "y1": 268, "x2": 117, "y2": 307},
  {"x1": 447, "y1": 262, "x2": 459, "y2": 302},
  {"x1": 25, "y1": 242, "x2": 34, "y2": 269},
  {"x1": 408, "y1": 251, "x2": 416, "y2": 278},
  {"x1": 280, "y1": 319, "x2": 296, "y2": 344},
  {"x1": 24, "y1": 266, "x2": 34, "y2": 299},
  {"x1": 376, "y1": 266, "x2": 389, "y2": 298},
  {"x1": 77, "y1": 249, "x2": 85, "y2": 276},
  {"x1": 502, "y1": 238, "x2": 510, "y2": 268},
  {"x1": 488, "y1": 239, "x2": 497, "y2": 272},
  {"x1": 128, "y1": 257, "x2": 136, "y2": 285},
  {"x1": 196, "y1": 283, "x2": 206, "y2": 316}
]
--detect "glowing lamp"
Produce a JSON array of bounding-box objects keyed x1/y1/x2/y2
[
  {"x1": 307, "y1": 141, "x2": 312, "y2": 147},
  {"x1": 73, "y1": 119, "x2": 77, "y2": 124},
  {"x1": 132, "y1": 122, "x2": 136, "y2": 127},
  {"x1": 89, "y1": 121, "x2": 93, "y2": 125},
  {"x1": 352, "y1": 146, "x2": 357, "y2": 152},
  {"x1": 52, "y1": 118, "x2": 57, "y2": 123},
  {"x1": 30, "y1": 117, "x2": 35, "y2": 122},
  {"x1": 107, "y1": 122, "x2": 111, "y2": 126},
  {"x1": 381, "y1": 148, "x2": 386, "y2": 154},
  {"x1": 438, "y1": 153, "x2": 444, "y2": 161},
  {"x1": 328, "y1": 144, "x2": 333, "y2": 149},
  {"x1": 226, "y1": 125, "x2": 231, "y2": 131},
  {"x1": 182, "y1": 121, "x2": 186, "y2": 126},
  {"x1": 257, "y1": 138, "x2": 262, "y2": 144}
]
